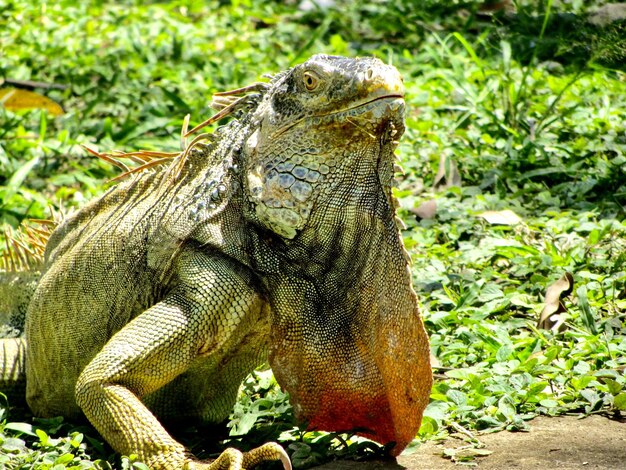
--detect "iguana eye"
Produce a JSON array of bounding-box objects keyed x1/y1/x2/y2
[{"x1": 303, "y1": 71, "x2": 321, "y2": 91}]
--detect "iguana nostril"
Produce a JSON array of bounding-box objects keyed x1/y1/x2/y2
[{"x1": 366, "y1": 68, "x2": 374, "y2": 80}]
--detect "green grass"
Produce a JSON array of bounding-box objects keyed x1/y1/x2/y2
[{"x1": 2, "y1": 0, "x2": 626, "y2": 468}]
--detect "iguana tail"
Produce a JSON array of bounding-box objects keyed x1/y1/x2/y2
[
  {"x1": 0, "y1": 271, "x2": 40, "y2": 334},
  {"x1": 0, "y1": 338, "x2": 27, "y2": 403},
  {"x1": 1, "y1": 222, "x2": 49, "y2": 401},
  {"x1": 0, "y1": 272, "x2": 37, "y2": 403},
  {"x1": 1, "y1": 221, "x2": 49, "y2": 333}
]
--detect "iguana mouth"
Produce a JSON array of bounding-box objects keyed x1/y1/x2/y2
[
  {"x1": 272, "y1": 94, "x2": 405, "y2": 139},
  {"x1": 346, "y1": 93, "x2": 405, "y2": 108},
  {"x1": 316, "y1": 94, "x2": 405, "y2": 119}
]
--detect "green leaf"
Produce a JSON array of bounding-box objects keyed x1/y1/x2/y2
[
  {"x1": 70, "y1": 432, "x2": 84, "y2": 447},
  {"x1": 1, "y1": 437, "x2": 27, "y2": 453},
  {"x1": 573, "y1": 361, "x2": 591, "y2": 375},
  {"x1": 580, "y1": 389, "x2": 601, "y2": 407},
  {"x1": 576, "y1": 286, "x2": 598, "y2": 335},
  {"x1": 4, "y1": 156, "x2": 40, "y2": 202},
  {"x1": 475, "y1": 416, "x2": 504, "y2": 430},
  {"x1": 526, "y1": 381, "x2": 549, "y2": 399},
  {"x1": 4, "y1": 422, "x2": 37, "y2": 437},
  {"x1": 230, "y1": 412, "x2": 261, "y2": 436},
  {"x1": 55, "y1": 453, "x2": 75, "y2": 464},
  {"x1": 160, "y1": 88, "x2": 191, "y2": 113},
  {"x1": 614, "y1": 393, "x2": 626, "y2": 411},
  {"x1": 423, "y1": 400, "x2": 450, "y2": 421},
  {"x1": 36, "y1": 428, "x2": 49, "y2": 446},
  {"x1": 446, "y1": 389, "x2": 468, "y2": 406},
  {"x1": 501, "y1": 40, "x2": 511, "y2": 73},
  {"x1": 418, "y1": 416, "x2": 438, "y2": 435},
  {"x1": 496, "y1": 344, "x2": 514, "y2": 362},
  {"x1": 539, "y1": 399, "x2": 558, "y2": 408},
  {"x1": 452, "y1": 32, "x2": 483, "y2": 71},
  {"x1": 604, "y1": 379, "x2": 623, "y2": 396},
  {"x1": 498, "y1": 395, "x2": 517, "y2": 420}
]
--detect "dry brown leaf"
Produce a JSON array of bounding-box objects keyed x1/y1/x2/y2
[
  {"x1": 0, "y1": 88, "x2": 64, "y2": 115},
  {"x1": 478, "y1": 0, "x2": 516, "y2": 15},
  {"x1": 429, "y1": 353, "x2": 442, "y2": 369},
  {"x1": 478, "y1": 209, "x2": 522, "y2": 225},
  {"x1": 410, "y1": 199, "x2": 437, "y2": 220},
  {"x1": 433, "y1": 153, "x2": 461, "y2": 191},
  {"x1": 537, "y1": 272, "x2": 574, "y2": 331}
]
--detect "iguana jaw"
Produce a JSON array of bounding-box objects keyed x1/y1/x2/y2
[
  {"x1": 244, "y1": 84, "x2": 405, "y2": 240},
  {"x1": 268, "y1": 93, "x2": 405, "y2": 141},
  {"x1": 316, "y1": 94, "x2": 405, "y2": 133}
]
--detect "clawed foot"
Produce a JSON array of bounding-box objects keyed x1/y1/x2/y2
[{"x1": 187, "y1": 442, "x2": 291, "y2": 470}]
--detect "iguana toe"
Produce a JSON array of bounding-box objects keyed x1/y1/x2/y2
[{"x1": 242, "y1": 442, "x2": 291, "y2": 470}]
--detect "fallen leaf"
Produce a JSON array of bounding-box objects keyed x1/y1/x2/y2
[
  {"x1": 429, "y1": 353, "x2": 442, "y2": 369},
  {"x1": 537, "y1": 272, "x2": 574, "y2": 331},
  {"x1": 410, "y1": 199, "x2": 437, "y2": 220},
  {"x1": 0, "y1": 88, "x2": 64, "y2": 115},
  {"x1": 478, "y1": 0, "x2": 516, "y2": 15},
  {"x1": 433, "y1": 153, "x2": 461, "y2": 191},
  {"x1": 478, "y1": 209, "x2": 522, "y2": 225},
  {"x1": 443, "y1": 445, "x2": 492, "y2": 462}
]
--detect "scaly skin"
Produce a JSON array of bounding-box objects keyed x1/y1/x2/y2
[{"x1": 1, "y1": 55, "x2": 431, "y2": 469}]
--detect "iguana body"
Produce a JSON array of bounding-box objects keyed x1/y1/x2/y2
[{"x1": 1, "y1": 55, "x2": 432, "y2": 469}]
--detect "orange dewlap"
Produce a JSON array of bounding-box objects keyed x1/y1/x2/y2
[
  {"x1": 271, "y1": 313, "x2": 432, "y2": 457},
  {"x1": 301, "y1": 343, "x2": 431, "y2": 456},
  {"x1": 306, "y1": 388, "x2": 398, "y2": 450}
]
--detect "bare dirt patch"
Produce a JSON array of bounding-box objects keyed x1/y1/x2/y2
[{"x1": 312, "y1": 415, "x2": 626, "y2": 469}]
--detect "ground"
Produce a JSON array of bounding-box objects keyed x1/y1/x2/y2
[{"x1": 313, "y1": 415, "x2": 626, "y2": 469}]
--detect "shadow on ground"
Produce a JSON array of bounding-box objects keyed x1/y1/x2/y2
[{"x1": 312, "y1": 415, "x2": 626, "y2": 469}]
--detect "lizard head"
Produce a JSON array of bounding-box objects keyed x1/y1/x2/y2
[{"x1": 243, "y1": 54, "x2": 405, "y2": 238}]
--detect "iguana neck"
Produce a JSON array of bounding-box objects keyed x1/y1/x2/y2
[{"x1": 262, "y1": 187, "x2": 428, "y2": 454}]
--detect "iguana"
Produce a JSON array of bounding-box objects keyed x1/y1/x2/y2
[{"x1": 0, "y1": 54, "x2": 432, "y2": 469}]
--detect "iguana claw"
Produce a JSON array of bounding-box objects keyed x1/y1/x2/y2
[
  {"x1": 187, "y1": 442, "x2": 291, "y2": 470},
  {"x1": 242, "y1": 442, "x2": 291, "y2": 470}
]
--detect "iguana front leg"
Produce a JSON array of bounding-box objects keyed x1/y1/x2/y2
[{"x1": 74, "y1": 251, "x2": 290, "y2": 469}]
